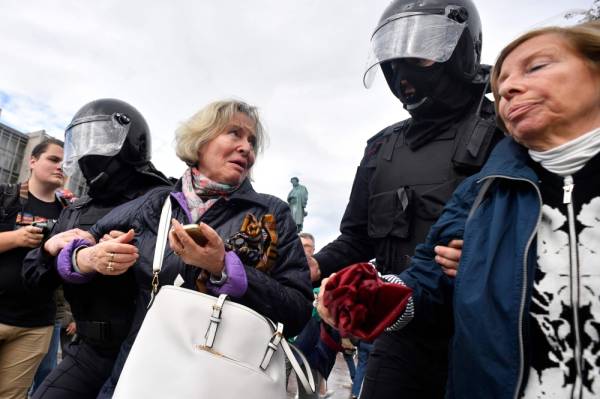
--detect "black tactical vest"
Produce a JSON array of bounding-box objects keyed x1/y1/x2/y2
[
  {"x1": 60, "y1": 200, "x2": 138, "y2": 346},
  {"x1": 366, "y1": 107, "x2": 500, "y2": 274}
]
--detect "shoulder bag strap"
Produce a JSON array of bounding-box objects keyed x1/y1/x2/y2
[
  {"x1": 283, "y1": 339, "x2": 316, "y2": 393},
  {"x1": 149, "y1": 196, "x2": 172, "y2": 305},
  {"x1": 265, "y1": 320, "x2": 315, "y2": 393}
]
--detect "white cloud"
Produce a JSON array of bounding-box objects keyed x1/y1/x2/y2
[{"x1": 0, "y1": 0, "x2": 594, "y2": 250}]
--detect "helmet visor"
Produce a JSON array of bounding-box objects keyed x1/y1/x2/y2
[
  {"x1": 63, "y1": 114, "x2": 129, "y2": 176},
  {"x1": 363, "y1": 13, "x2": 465, "y2": 88}
]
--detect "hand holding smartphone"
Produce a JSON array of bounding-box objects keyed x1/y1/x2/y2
[
  {"x1": 182, "y1": 224, "x2": 208, "y2": 246},
  {"x1": 170, "y1": 219, "x2": 225, "y2": 275}
]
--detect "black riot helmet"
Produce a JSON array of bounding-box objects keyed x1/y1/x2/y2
[
  {"x1": 63, "y1": 99, "x2": 151, "y2": 177},
  {"x1": 363, "y1": 0, "x2": 483, "y2": 114},
  {"x1": 63, "y1": 99, "x2": 154, "y2": 195}
]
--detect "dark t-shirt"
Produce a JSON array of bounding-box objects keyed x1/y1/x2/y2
[{"x1": 0, "y1": 192, "x2": 62, "y2": 327}]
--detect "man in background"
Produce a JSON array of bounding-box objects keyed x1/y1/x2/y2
[{"x1": 0, "y1": 138, "x2": 70, "y2": 399}]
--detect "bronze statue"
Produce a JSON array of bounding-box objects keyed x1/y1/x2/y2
[{"x1": 287, "y1": 177, "x2": 308, "y2": 232}]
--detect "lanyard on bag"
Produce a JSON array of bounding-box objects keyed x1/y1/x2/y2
[{"x1": 149, "y1": 196, "x2": 172, "y2": 307}]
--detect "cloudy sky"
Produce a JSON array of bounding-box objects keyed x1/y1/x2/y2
[{"x1": 0, "y1": 0, "x2": 594, "y2": 248}]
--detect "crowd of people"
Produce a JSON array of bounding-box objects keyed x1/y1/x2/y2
[{"x1": 0, "y1": 0, "x2": 598, "y2": 398}]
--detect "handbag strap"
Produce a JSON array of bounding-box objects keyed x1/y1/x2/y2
[
  {"x1": 149, "y1": 196, "x2": 172, "y2": 305},
  {"x1": 283, "y1": 339, "x2": 316, "y2": 393},
  {"x1": 204, "y1": 294, "x2": 228, "y2": 347},
  {"x1": 265, "y1": 320, "x2": 315, "y2": 393}
]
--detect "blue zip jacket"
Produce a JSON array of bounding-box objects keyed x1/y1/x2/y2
[{"x1": 398, "y1": 136, "x2": 541, "y2": 399}]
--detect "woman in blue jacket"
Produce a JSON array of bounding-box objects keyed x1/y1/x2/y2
[{"x1": 318, "y1": 21, "x2": 600, "y2": 398}]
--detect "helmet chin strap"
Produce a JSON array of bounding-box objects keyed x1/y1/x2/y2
[
  {"x1": 405, "y1": 97, "x2": 428, "y2": 111},
  {"x1": 88, "y1": 171, "x2": 110, "y2": 190}
]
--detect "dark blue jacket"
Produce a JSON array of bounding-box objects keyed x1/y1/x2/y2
[
  {"x1": 89, "y1": 179, "x2": 313, "y2": 337},
  {"x1": 399, "y1": 137, "x2": 541, "y2": 399},
  {"x1": 93, "y1": 178, "x2": 313, "y2": 397}
]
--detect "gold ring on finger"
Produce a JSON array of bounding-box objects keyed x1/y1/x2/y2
[{"x1": 107, "y1": 261, "x2": 114, "y2": 272}]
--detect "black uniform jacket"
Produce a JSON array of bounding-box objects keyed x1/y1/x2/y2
[
  {"x1": 22, "y1": 169, "x2": 173, "y2": 346},
  {"x1": 315, "y1": 99, "x2": 502, "y2": 276}
]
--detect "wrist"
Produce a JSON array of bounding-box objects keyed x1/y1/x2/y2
[
  {"x1": 209, "y1": 260, "x2": 228, "y2": 286},
  {"x1": 72, "y1": 246, "x2": 89, "y2": 273},
  {"x1": 56, "y1": 238, "x2": 95, "y2": 284},
  {"x1": 43, "y1": 239, "x2": 58, "y2": 256},
  {"x1": 9, "y1": 229, "x2": 23, "y2": 249},
  {"x1": 75, "y1": 247, "x2": 94, "y2": 274},
  {"x1": 205, "y1": 251, "x2": 248, "y2": 297},
  {"x1": 209, "y1": 269, "x2": 228, "y2": 285},
  {"x1": 43, "y1": 241, "x2": 52, "y2": 256},
  {"x1": 210, "y1": 254, "x2": 225, "y2": 276}
]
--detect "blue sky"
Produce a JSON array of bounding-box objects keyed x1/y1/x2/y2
[{"x1": 0, "y1": 0, "x2": 594, "y2": 247}]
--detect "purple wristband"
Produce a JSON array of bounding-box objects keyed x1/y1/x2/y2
[
  {"x1": 57, "y1": 238, "x2": 96, "y2": 284},
  {"x1": 206, "y1": 251, "x2": 248, "y2": 298}
]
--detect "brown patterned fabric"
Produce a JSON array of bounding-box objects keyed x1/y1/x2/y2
[{"x1": 224, "y1": 213, "x2": 278, "y2": 273}]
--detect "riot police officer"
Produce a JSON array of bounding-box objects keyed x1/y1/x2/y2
[
  {"x1": 23, "y1": 99, "x2": 172, "y2": 399},
  {"x1": 313, "y1": 0, "x2": 502, "y2": 397}
]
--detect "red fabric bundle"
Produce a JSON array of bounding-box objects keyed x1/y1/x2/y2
[{"x1": 322, "y1": 263, "x2": 412, "y2": 341}]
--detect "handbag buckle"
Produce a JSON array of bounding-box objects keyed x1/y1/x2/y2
[
  {"x1": 151, "y1": 271, "x2": 159, "y2": 294},
  {"x1": 204, "y1": 295, "x2": 228, "y2": 348},
  {"x1": 147, "y1": 271, "x2": 161, "y2": 309},
  {"x1": 260, "y1": 323, "x2": 284, "y2": 370}
]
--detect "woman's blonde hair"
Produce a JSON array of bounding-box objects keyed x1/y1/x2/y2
[
  {"x1": 490, "y1": 21, "x2": 600, "y2": 132},
  {"x1": 175, "y1": 99, "x2": 266, "y2": 166}
]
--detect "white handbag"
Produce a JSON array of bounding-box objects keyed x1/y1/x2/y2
[{"x1": 113, "y1": 198, "x2": 315, "y2": 399}]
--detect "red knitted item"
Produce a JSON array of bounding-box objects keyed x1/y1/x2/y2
[{"x1": 322, "y1": 263, "x2": 412, "y2": 341}]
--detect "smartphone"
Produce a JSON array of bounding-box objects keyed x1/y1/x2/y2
[{"x1": 182, "y1": 224, "x2": 208, "y2": 245}]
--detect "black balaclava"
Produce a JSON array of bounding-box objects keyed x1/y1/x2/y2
[
  {"x1": 383, "y1": 55, "x2": 478, "y2": 150},
  {"x1": 78, "y1": 155, "x2": 136, "y2": 201}
]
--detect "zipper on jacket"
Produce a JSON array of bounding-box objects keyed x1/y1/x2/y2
[
  {"x1": 563, "y1": 175, "x2": 583, "y2": 398},
  {"x1": 477, "y1": 175, "x2": 542, "y2": 399}
]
